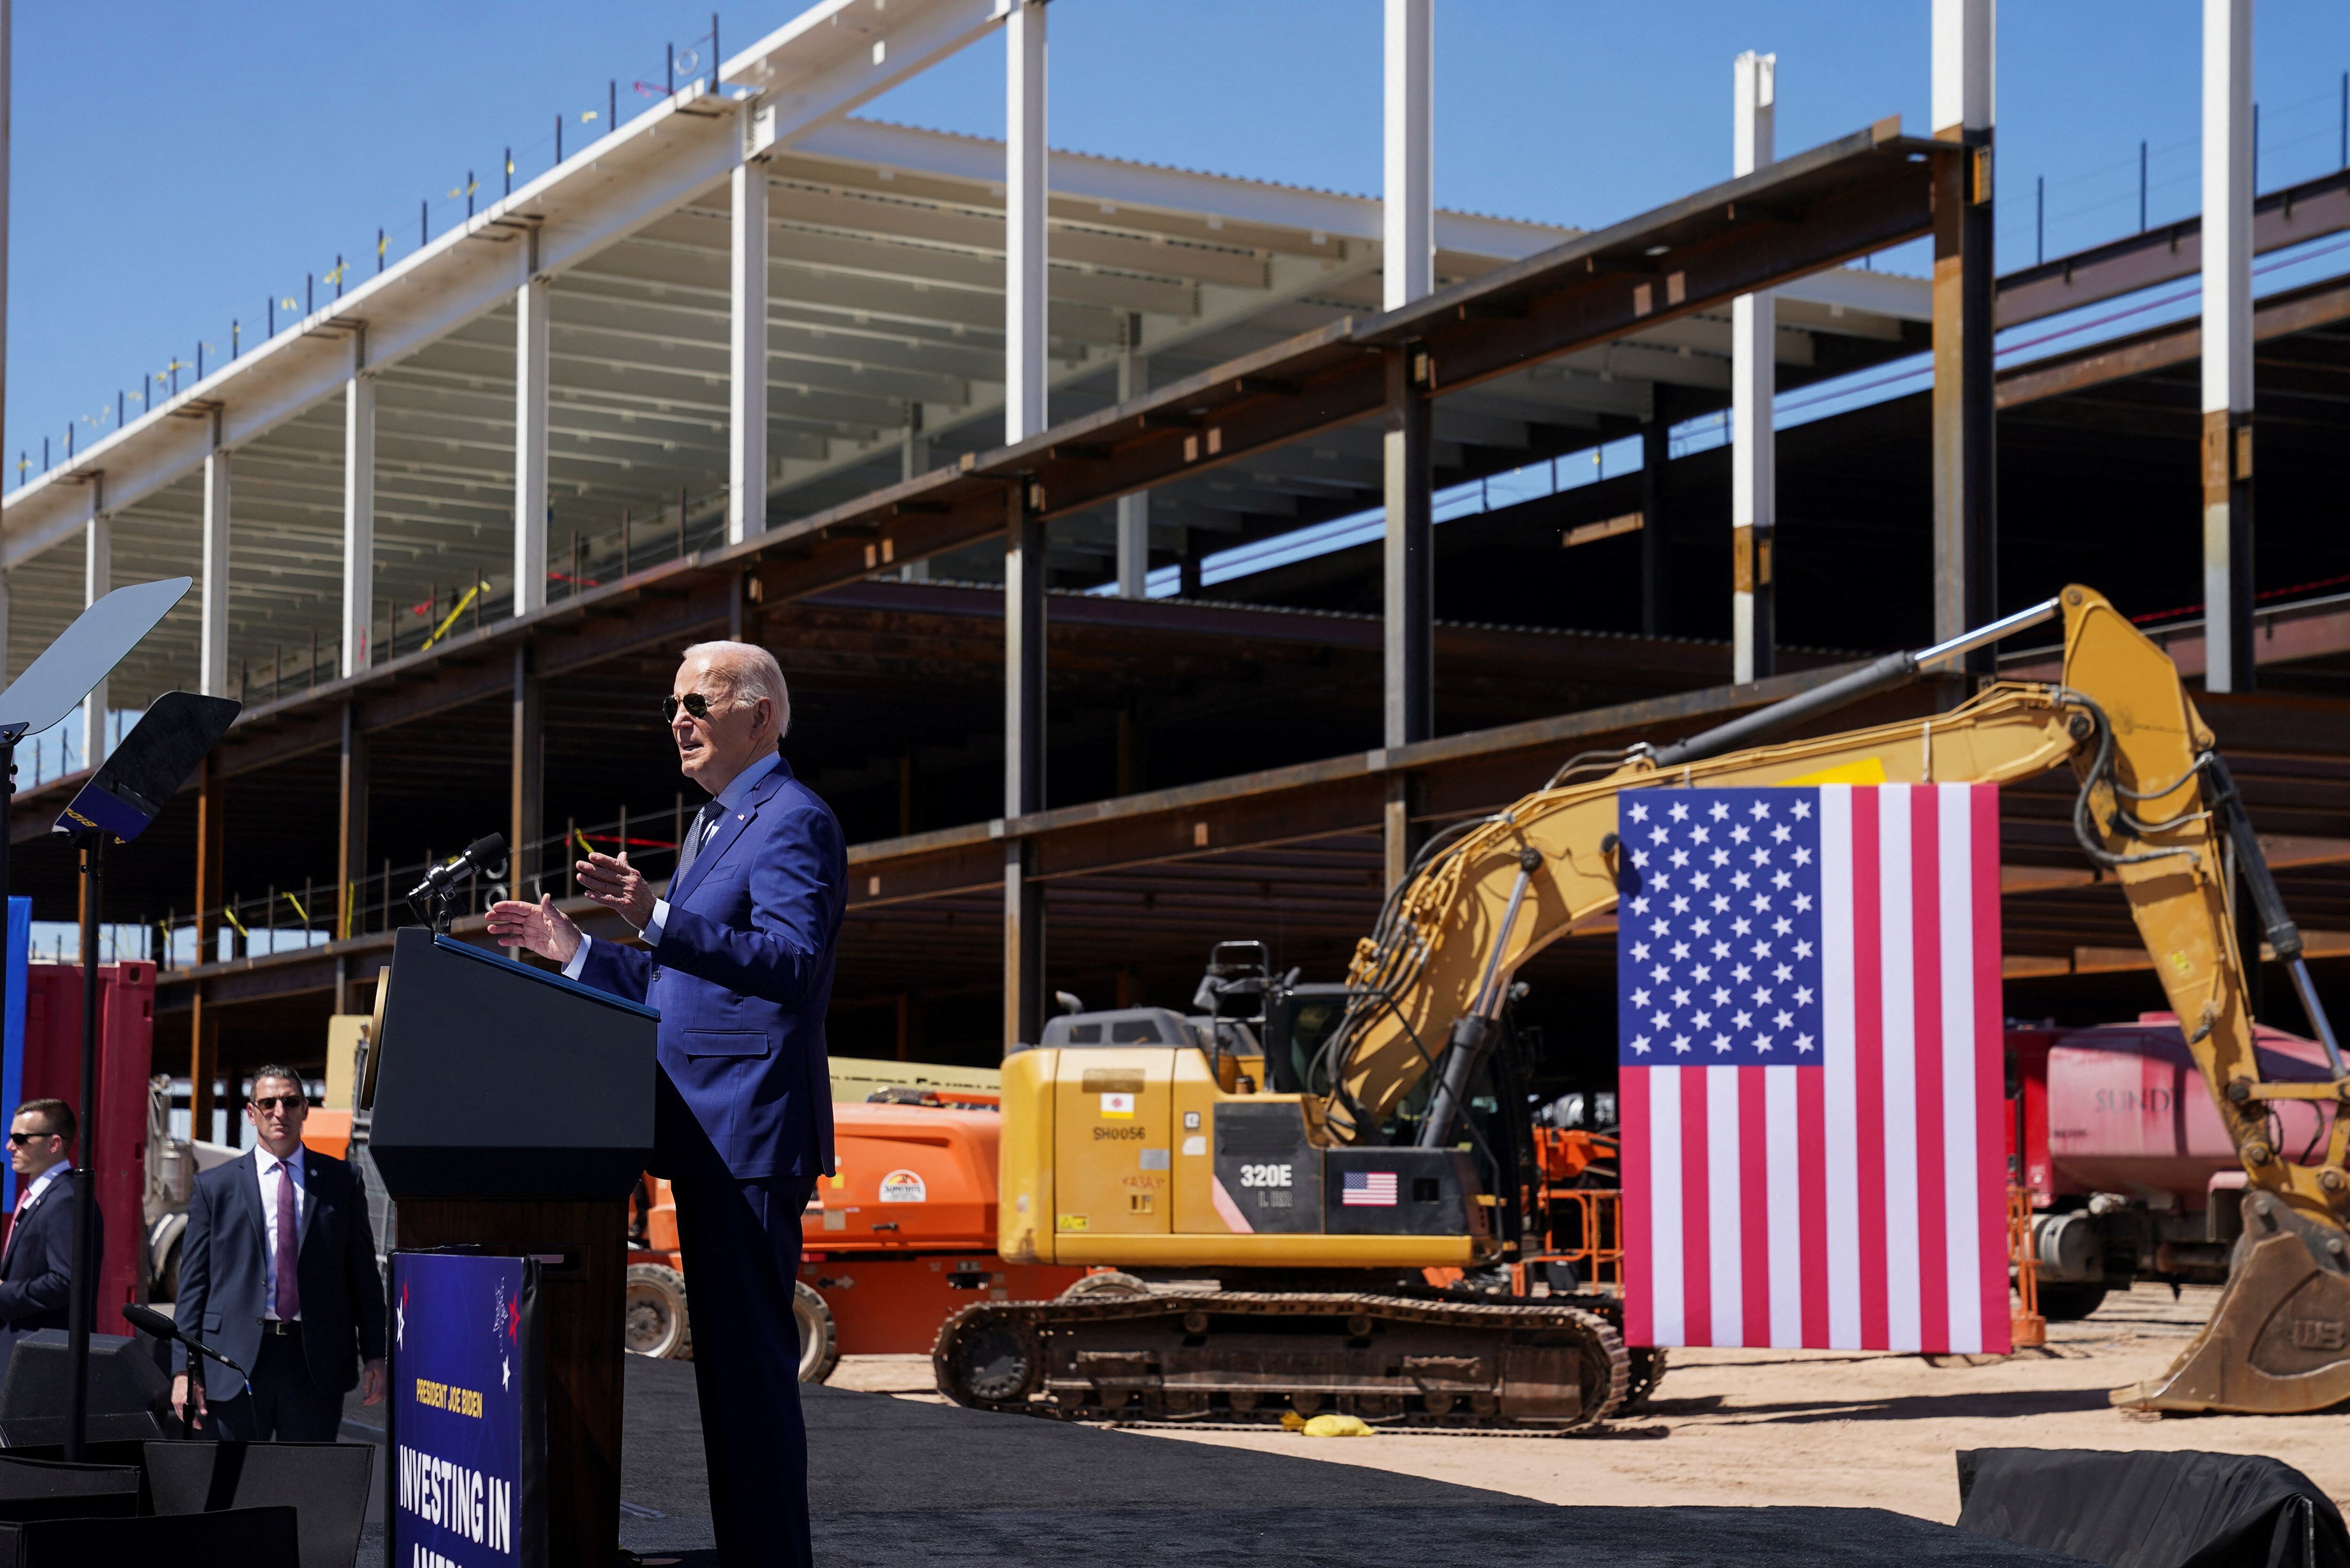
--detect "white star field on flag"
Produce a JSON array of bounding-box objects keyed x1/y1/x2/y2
[{"x1": 1616, "y1": 787, "x2": 1828, "y2": 1067}]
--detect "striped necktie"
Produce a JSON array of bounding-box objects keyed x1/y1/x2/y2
[{"x1": 677, "y1": 800, "x2": 725, "y2": 878}]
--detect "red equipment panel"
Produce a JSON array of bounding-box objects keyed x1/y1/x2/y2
[{"x1": 17, "y1": 963, "x2": 156, "y2": 1325}]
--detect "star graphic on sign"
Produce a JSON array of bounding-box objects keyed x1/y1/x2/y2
[
  {"x1": 1733, "y1": 917, "x2": 1752, "y2": 936},
  {"x1": 1752, "y1": 1035, "x2": 1773, "y2": 1054},
  {"x1": 1669, "y1": 849, "x2": 1690, "y2": 869},
  {"x1": 1794, "y1": 1033, "x2": 1817, "y2": 1053},
  {"x1": 1752, "y1": 847, "x2": 1771, "y2": 865},
  {"x1": 1774, "y1": 963, "x2": 1793, "y2": 982},
  {"x1": 1732, "y1": 963, "x2": 1752, "y2": 983},
  {"x1": 1712, "y1": 940, "x2": 1731, "y2": 959},
  {"x1": 1629, "y1": 802, "x2": 1650, "y2": 822},
  {"x1": 1630, "y1": 849, "x2": 1650, "y2": 868},
  {"x1": 1711, "y1": 1033, "x2": 1732, "y2": 1053},
  {"x1": 396, "y1": 1299, "x2": 405, "y2": 1350},
  {"x1": 1773, "y1": 917, "x2": 1793, "y2": 936},
  {"x1": 1751, "y1": 800, "x2": 1771, "y2": 818},
  {"x1": 1691, "y1": 825, "x2": 1710, "y2": 844},
  {"x1": 1631, "y1": 895, "x2": 1651, "y2": 915},
  {"x1": 1710, "y1": 847, "x2": 1730, "y2": 867},
  {"x1": 1793, "y1": 799, "x2": 1812, "y2": 818},
  {"x1": 1732, "y1": 871, "x2": 1751, "y2": 891},
  {"x1": 1670, "y1": 987, "x2": 1692, "y2": 1007},
  {"x1": 1651, "y1": 918, "x2": 1671, "y2": 937},
  {"x1": 1775, "y1": 1010, "x2": 1794, "y2": 1029},
  {"x1": 1771, "y1": 823, "x2": 1792, "y2": 843},
  {"x1": 1751, "y1": 893, "x2": 1771, "y2": 911},
  {"x1": 1669, "y1": 802, "x2": 1690, "y2": 822},
  {"x1": 1711, "y1": 894, "x2": 1731, "y2": 914},
  {"x1": 1631, "y1": 942, "x2": 1651, "y2": 961},
  {"x1": 1752, "y1": 987, "x2": 1773, "y2": 1007},
  {"x1": 1693, "y1": 920, "x2": 1713, "y2": 940},
  {"x1": 1711, "y1": 987, "x2": 1731, "y2": 1007},
  {"x1": 1794, "y1": 940, "x2": 1815, "y2": 960},
  {"x1": 1793, "y1": 846, "x2": 1814, "y2": 866},
  {"x1": 1651, "y1": 1010, "x2": 1671, "y2": 1031},
  {"x1": 1650, "y1": 826, "x2": 1670, "y2": 844},
  {"x1": 1670, "y1": 895, "x2": 1690, "y2": 915},
  {"x1": 1751, "y1": 939, "x2": 1773, "y2": 958},
  {"x1": 1630, "y1": 1035, "x2": 1653, "y2": 1056},
  {"x1": 1651, "y1": 964, "x2": 1671, "y2": 983},
  {"x1": 1671, "y1": 1035, "x2": 1692, "y2": 1055},
  {"x1": 1773, "y1": 870, "x2": 1792, "y2": 889},
  {"x1": 1692, "y1": 963, "x2": 1712, "y2": 982},
  {"x1": 1670, "y1": 940, "x2": 1691, "y2": 959},
  {"x1": 1692, "y1": 1010, "x2": 1713, "y2": 1030},
  {"x1": 502, "y1": 1356, "x2": 511, "y2": 1391},
  {"x1": 1709, "y1": 801, "x2": 1730, "y2": 821},
  {"x1": 1794, "y1": 985, "x2": 1816, "y2": 1006},
  {"x1": 1731, "y1": 824, "x2": 1751, "y2": 844},
  {"x1": 1732, "y1": 1009, "x2": 1753, "y2": 1030},
  {"x1": 1630, "y1": 988, "x2": 1652, "y2": 1008},
  {"x1": 1794, "y1": 893, "x2": 1813, "y2": 912}
]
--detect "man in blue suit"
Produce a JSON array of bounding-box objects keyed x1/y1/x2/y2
[
  {"x1": 489, "y1": 640, "x2": 843, "y2": 1568},
  {"x1": 0, "y1": 1099, "x2": 96, "y2": 1373}
]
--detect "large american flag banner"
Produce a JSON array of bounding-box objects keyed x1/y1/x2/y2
[{"x1": 1616, "y1": 784, "x2": 2008, "y2": 1355}]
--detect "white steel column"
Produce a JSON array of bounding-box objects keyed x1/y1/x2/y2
[
  {"x1": 1731, "y1": 49, "x2": 1777, "y2": 685},
  {"x1": 1381, "y1": 0, "x2": 1436, "y2": 889},
  {"x1": 1004, "y1": 0, "x2": 1048, "y2": 444},
  {"x1": 1382, "y1": 0, "x2": 1434, "y2": 309},
  {"x1": 513, "y1": 238, "x2": 551, "y2": 617},
  {"x1": 2202, "y1": 0, "x2": 2255, "y2": 692},
  {"x1": 901, "y1": 405, "x2": 931, "y2": 582},
  {"x1": 1115, "y1": 316, "x2": 1149, "y2": 597},
  {"x1": 82, "y1": 510, "x2": 109, "y2": 767},
  {"x1": 201, "y1": 425, "x2": 231, "y2": 697},
  {"x1": 1930, "y1": 0, "x2": 1997, "y2": 661},
  {"x1": 341, "y1": 345, "x2": 375, "y2": 677},
  {"x1": 728, "y1": 114, "x2": 771, "y2": 545}
]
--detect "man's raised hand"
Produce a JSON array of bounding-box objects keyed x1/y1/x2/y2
[
  {"x1": 486, "y1": 894, "x2": 583, "y2": 964},
  {"x1": 577, "y1": 850, "x2": 658, "y2": 930}
]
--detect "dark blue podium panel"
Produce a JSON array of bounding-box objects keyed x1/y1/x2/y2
[
  {"x1": 368, "y1": 929, "x2": 657, "y2": 1201},
  {"x1": 388, "y1": 1253, "x2": 546, "y2": 1568}
]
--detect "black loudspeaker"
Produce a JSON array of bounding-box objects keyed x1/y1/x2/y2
[
  {"x1": 0, "y1": 1504, "x2": 298, "y2": 1567},
  {"x1": 0, "y1": 1332, "x2": 167, "y2": 1447},
  {"x1": 0, "y1": 1455, "x2": 140, "y2": 1522},
  {"x1": 145, "y1": 1442, "x2": 375, "y2": 1568}
]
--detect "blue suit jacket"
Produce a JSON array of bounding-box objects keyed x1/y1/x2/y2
[
  {"x1": 0, "y1": 1170, "x2": 96, "y2": 1371},
  {"x1": 175, "y1": 1149, "x2": 386, "y2": 1403},
  {"x1": 579, "y1": 757, "x2": 844, "y2": 1181}
]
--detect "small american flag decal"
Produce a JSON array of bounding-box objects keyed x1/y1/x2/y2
[{"x1": 1341, "y1": 1170, "x2": 1398, "y2": 1207}]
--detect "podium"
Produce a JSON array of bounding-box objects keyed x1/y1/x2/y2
[{"x1": 365, "y1": 929, "x2": 656, "y2": 1567}]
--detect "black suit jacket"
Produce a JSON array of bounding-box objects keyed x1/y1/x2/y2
[
  {"x1": 176, "y1": 1149, "x2": 385, "y2": 1403},
  {"x1": 0, "y1": 1169, "x2": 95, "y2": 1369}
]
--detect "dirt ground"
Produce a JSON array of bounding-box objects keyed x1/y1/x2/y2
[{"x1": 827, "y1": 1282, "x2": 2350, "y2": 1523}]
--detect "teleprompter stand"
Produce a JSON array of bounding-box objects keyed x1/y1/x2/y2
[
  {"x1": 0, "y1": 575, "x2": 197, "y2": 1460},
  {"x1": 364, "y1": 928, "x2": 656, "y2": 1565}
]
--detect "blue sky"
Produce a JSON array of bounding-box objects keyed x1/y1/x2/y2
[{"x1": 8, "y1": 0, "x2": 2350, "y2": 470}]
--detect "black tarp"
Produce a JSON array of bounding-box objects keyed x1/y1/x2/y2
[{"x1": 1958, "y1": 1448, "x2": 2350, "y2": 1568}]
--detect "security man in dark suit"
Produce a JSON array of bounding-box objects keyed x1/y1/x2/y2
[
  {"x1": 491, "y1": 640, "x2": 843, "y2": 1568},
  {"x1": 0, "y1": 1099, "x2": 96, "y2": 1371},
  {"x1": 171, "y1": 1066, "x2": 387, "y2": 1440}
]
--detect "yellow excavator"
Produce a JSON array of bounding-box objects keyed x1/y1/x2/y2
[{"x1": 934, "y1": 586, "x2": 2350, "y2": 1429}]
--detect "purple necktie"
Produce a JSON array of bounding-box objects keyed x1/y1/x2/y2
[{"x1": 273, "y1": 1161, "x2": 301, "y2": 1320}]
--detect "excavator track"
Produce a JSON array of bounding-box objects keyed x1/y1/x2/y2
[{"x1": 934, "y1": 1291, "x2": 1629, "y2": 1432}]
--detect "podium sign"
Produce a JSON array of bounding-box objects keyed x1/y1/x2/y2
[{"x1": 387, "y1": 1253, "x2": 547, "y2": 1568}]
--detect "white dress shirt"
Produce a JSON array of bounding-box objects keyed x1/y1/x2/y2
[
  {"x1": 564, "y1": 751, "x2": 783, "y2": 980},
  {"x1": 256, "y1": 1145, "x2": 306, "y2": 1321}
]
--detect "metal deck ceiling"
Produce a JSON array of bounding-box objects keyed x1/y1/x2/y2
[{"x1": 0, "y1": 115, "x2": 1925, "y2": 717}]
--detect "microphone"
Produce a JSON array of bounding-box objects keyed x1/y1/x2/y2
[
  {"x1": 121, "y1": 1303, "x2": 254, "y2": 1406},
  {"x1": 406, "y1": 832, "x2": 506, "y2": 902}
]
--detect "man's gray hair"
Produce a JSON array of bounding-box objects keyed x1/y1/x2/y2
[{"x1": 682, "y1": 641, "x2": 792, "y2": 737}]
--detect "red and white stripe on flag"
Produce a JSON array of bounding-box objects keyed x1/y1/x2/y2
[{"x1": 1619, "y1": 783, "x2": 2008, "y2": 1354}]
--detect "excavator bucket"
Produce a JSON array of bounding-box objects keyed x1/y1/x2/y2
[{"x1": 2113, "y1": 1188, "x2": 2350, "y2": 1414}]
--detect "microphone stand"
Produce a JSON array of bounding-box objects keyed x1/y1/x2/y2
[
  {"x1": 122, "y1": 1306, "x2": 252, "y2": 1436},
  {"x1": 64, "y1": 828, "x2": 102, "y2": 1461}
]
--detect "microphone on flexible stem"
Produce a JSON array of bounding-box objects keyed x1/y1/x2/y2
[
  {"x1": 405, "y1": 832, "x2": 507, "y2": 903},
  {"x1": 122, "y1": 1303, "x2": 253, "y2": 1435}
]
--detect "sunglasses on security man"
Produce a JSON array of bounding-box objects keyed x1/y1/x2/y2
[
  {"x1": 250, "y1": 1094, "x2": 307, "y2": 1113},
  {"x1": 661, "y1": 692, "x2": 722, "y2": 723}
]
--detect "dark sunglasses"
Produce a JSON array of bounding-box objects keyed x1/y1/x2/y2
[
  {"x1": 5, "y1": 1131, "x2": 53, "y2": 1146},
  {"x1": 661, "y1": 692, "x2": 722, "y2": 724},
  {"x1": 250, "y1": 1094, "x2": 307, "y2": 1113}
]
